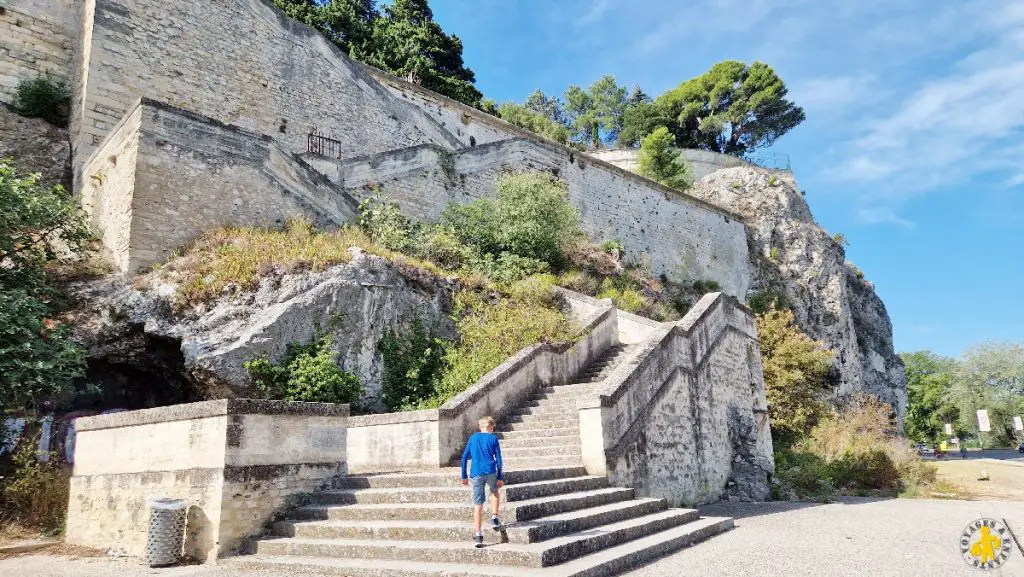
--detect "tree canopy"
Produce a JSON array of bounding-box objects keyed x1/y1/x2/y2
[
  {"x1": 637, "y1": 127, "x2": 692, "y2": 190},
  {"x1": 499, "y1": 61, "x2": 803, "y2": 155},
  {"x1": 273, "y1": 0, "x2": 482, "y2": 106},
  {"x1": 653, "y1": 61, "x2": 805, "y2": 155},
  {"x1": 900, "y1": 351, "x2": 961, "y2": 443}
]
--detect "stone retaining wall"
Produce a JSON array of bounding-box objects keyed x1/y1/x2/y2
[
  {"x1": 66, "y1": 399, "x2": 348, "y2": 562},
  {"x1": 578, "y1": 293, "x2": 774, "y2": 505}
]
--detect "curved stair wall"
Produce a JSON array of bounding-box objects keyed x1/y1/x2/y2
[{"x1": 578, "y1": 293, "x2": 775, "y2": 506}]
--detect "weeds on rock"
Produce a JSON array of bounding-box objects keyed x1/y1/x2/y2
[
  {"x1": 245, "y1": 332, "x2": 364, "y2": 405},
  {"x1": 13, "y1": 75, "x2": 71, "y2": 127}
]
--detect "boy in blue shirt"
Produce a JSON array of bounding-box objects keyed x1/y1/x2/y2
[{"x1": 460, "y1": 415, "x2": 504, "y2": 548}]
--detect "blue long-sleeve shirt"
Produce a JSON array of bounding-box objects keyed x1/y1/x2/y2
[{"x1": 460, "y1": 432, "x2": 503, "y2": 480}]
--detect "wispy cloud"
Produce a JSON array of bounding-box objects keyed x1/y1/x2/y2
[
  {"x1": 856, "y1": 207, "x2": 916, "y2": 229},
  {"x1": 575, "y1": 0, "x2": 609, "y2": 28},
  {"x1": 790, "y1": 73, "x2": 880, "y2": 116}
]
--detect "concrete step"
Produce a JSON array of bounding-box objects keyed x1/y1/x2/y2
[
  {"x1": 513, "y1": 405, "x2": 579, "y2": 417},
  {"x1": 249, "y1": 513, "x2": 728, "y2": 572},
  {"x1": 255, "y1": 508, "x2": 701, "y2": 568},
  {"x1": 336, "y1": 467, "x2": 585, "y2": 489},
  {"x1": 274, "y1": 497, "x2": 667, "y2": 544},
  {"x1": 499, "y1": 418, "x2": 579, "y2": 431},
  {"x1": 523, "y1": 398, "x2": 577, "y2": 409},
  {"x1": 496, "y1": 427, "x2": 579, "y2": 441},
  {"x1": 501, "y1": 445, "x2": 582, "y2": 460},
  {"x1": 499, "y1": 434, "x2": 580, "y2": 450},
  {"x1": 503, "y1": 455, "x2": 583, "y2": 470},
  {"x1": 290, "y1": 487, "x2": 635, "y2": 523},
  {"x1": 308, "y1": 476, "x2": 605, "y2": 506}
]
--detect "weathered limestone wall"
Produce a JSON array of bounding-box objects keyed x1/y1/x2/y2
[
  {"x1": 69, "y1": 0, "x2": 461, "y2": 189},
  {"x1": 81, "y1": 99, "x2": 360, "y2": 274},
  {"x1": 306, "y1": 138, "x2": 751, "y2": 296},
  {"x1": 0, "y1": 0, "x2": 78, "y2": 104},
  {"x1": 579, "y1": 293, "x2": 773, "y2": 505},
  {"x1": 66, "y1": 399, "x2": 348, "y2": 562},
  {"x1": 588, "y1": 148, "x2": 751, "y2": 183}
]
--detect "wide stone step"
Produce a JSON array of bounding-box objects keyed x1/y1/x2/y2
[
  {"x1": 247, "y1": 514, "x2": 729, "y2": 573},
  {"x1": 513, "y1": 405, "x2": 579, "y2": 417},
  {"x1": 255, "y1": 508, "x2": 701, "y2": 568},
  {"x1": 273, "y1": 497, "x2": 667, "y2": 544},
  {"x1": 523, "y1": 399, "x2": 577, "y2": 409},
  {"x1": 500, "y1": 434, "x2": 580, "y2": 450},
  {"x1": 504, "y1": 455, "x2": 583, "y2": 470},
  {"x1": 499, "y1": 418, "x2": 579, "y2": 431},
  {"x1": 501, "y1": 445, "x2": 582, "y2": 460},
  {"x1": 308, "y1": 476, "x2": 605, "y2": 505},
  {"x1": 336, "y1": 467, "x2": 585, "y2": 489},
  {"x1": 496, "y1": 427, "x2": 580, "y2": 441},
  {"x1": 290, "y1": 487, "x2": 635, "y2": 522}
]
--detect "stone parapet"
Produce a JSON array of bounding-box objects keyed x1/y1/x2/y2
[
  {"x1": 66, "y1": 399, "x2": 349, "y2": 562},
  {"x1": 578, "y1": 293, "x2": 774, "y2": 505}
]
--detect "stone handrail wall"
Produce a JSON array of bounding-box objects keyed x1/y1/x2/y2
[
  {"x1": 345, "y1": 290, "x2": 617, "y2": 471},
  {"x1": 0, "y1": 1, "x2": 77, "y2": 105},
  {"x1": 578, "y1": 293, "x2": 774, "y2": 505},
  {"x1": 67, "y1": 399, "x2": 349, "y2": 562}
]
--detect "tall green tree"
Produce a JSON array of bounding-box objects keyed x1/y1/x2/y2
[
  {"x1": 900, "y1": 351, "x2": 960, "y2": 442},
  {"x1": 322, "y1": 0, "x2": 378, "y2": 56},
  {"x1": 524, "y1": 89, "x2": 565, "y2": 124},
  {"x1": 364, "y1": 0, "x2": 482, "y2": 106},
  {"x1": 637, "y1": 127, "x2": 691, "y2": 190},
  {"x1": 948, "y1": 342, "x2": 1024, "y2": 447},
  {"x1": 496, "y1": 102, "x2": 570, "y2": 145},
  {"x1": 564, "y1": 75, "x2": 628, "y2": 148},
  {"x1": 0, "y1": 162, "x2": 91, "y2": 415},
  {"x1": 655, "y1": 60, "x2": 805, "y2": 155}
]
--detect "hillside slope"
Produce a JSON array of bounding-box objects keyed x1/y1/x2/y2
[{"x1": 687, "y1": 167, "x2": 907, "y2": 423}]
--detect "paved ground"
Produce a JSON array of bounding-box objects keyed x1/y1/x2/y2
[{"x1": 2, "y1": 498, "x2": 1022, "y2": 577}]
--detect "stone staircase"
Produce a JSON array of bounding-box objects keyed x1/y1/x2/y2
[{"x1": 235, "y1": 343, "x2": 733, "y2": 576}]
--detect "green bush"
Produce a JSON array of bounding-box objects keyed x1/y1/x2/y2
[
  {"x1": 0, "y1": 442, "x2": 70, "y2": 534},
  {"x1": 378, "y1": 317, "x2": 447, "y2": 412},
  {"x1": 691, "y1": 279, "x2": 720, "y2": 293},
  {"x1": 13, "y1": 75, "x2": 71, "y2": 127},
  {"x1": 358, "y1": 192, "x2": 415, "y2": 253},
  {"x1": 441, "y1": 172, "x2": 581, "y2": 269},
  {"x1": 245, "y1": 333, "x2": 363, "y2": 405},
  {"x1": 747, "y1": 287, "x2": 791, "y2": 315}
]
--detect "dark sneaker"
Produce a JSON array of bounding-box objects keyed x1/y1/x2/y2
[
  {"x1": 491, "y1": 517, "x2": 502, "y2": 531},
  {"x1": 474, "y1": 534, "x2": 484, "y2": 548}
]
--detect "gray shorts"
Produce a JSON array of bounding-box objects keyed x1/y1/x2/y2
[{"x1": 470, "y1": 473, "x2": 499, "y2": 505}]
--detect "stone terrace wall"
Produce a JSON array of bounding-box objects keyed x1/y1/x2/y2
[
  {"x1": 306, "y1": 137, "x2": 751, "y2": 296},
  {"x1": 81, "y1": 99, "x2": 360, "y2": 274},
  {"x1": 589, "y1": 148, "x2": 750, "y2": 182},
  {"x1": 579, "y1": 293, "x2": 774, "y2": 505},
  {"x1": 70, "y1": 0, "x2": 462, "y2": 189},
  {"x1": 0, "y1": 0, "x2": 78, "y2": 104},
  {"x1": 66, "y1": 399, "x2": 349, "y2": 562}
]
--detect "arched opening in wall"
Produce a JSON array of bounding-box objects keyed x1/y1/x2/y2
[{"x1": 469, "y1": 136, "x2": 476, "y2": 147}]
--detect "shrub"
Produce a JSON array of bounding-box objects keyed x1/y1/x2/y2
[
  {"x1": 358, "y1": 192, "x2": 415, "y2": 253},
  {"x1": 600, "y1": 239, "x2": 625, "y2": 255},
  {"x1": 13, "y1": 75, "x2": 71, "y2": 127},
  {"x1": 441, "y1": 172, "x2": 581, "y2": 269},
  {"x1": 756, "y1": 307, "x2": 833, "y2": 446},
  {"x1": 637, "y1": 127, "x2": 692, "y2": 190},
  {"x1": 747, "y1": 287, "x2": 790, "y2": 315},
  {"x1": 377, "y1": 317, "x2": 447, "y2": 412},
  {"x1": 832, "y1": 232, "x2": 848, "y2": 247},
  {"x1": 431, "y1": 292, "x2": 578, "y2": 406},
  {"x1": 691, "y1": 279, "x2": 721, "y2": 294},
  {"x1": 0, "y1": 442, "x2": 70, "y2": 534},
  {"x1": 477, "y1": 252, "x2": 550, "y2": 284},
  {"x1": 245, "y1": 333, "x2": 363, "y2": 405}
]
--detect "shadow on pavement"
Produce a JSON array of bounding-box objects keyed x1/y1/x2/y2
[{"x1": 698, "y1": 496, "x2": 894, "y2": 520}]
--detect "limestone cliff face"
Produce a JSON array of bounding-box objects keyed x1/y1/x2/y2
[
  {"x1": 686, "y1": 167, "x2": 907, "y2": 423},
  {"x1": 67, "y1": 250, "x2": 455, "y2": 411}
]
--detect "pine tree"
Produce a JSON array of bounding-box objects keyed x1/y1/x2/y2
[{"x1": 637, "y1": 127, "x2": 692, "y2": 190}]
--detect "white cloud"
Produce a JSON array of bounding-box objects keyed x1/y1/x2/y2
[
  {"x1": 856, "y1": 207, "x2": 916, "y2": 229},
  {"x1": 790, "y1": 73, "x2": 878, "y2": 116},
  {"x1": 1007, "y1": 174, "x2": 1024, "y2": 187}
]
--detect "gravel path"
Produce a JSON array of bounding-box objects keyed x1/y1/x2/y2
[{"x1": 2, "y1": 498, "x2": 1022, "y2": 577}]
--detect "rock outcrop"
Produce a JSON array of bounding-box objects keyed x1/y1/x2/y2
[
  {"x1": 687, "y1": 167, "x2": 907, "y2": 423},
  {"x1": 66, "y1": 250, "x2": 455, "y2": 411},
  {"x1": 0, "y1": 104, "x2": 70, "y2": 188}
]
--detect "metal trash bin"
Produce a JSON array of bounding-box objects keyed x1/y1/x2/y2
[{"x1": 143, "y1": 498, "x2": 188, "y2": 567}]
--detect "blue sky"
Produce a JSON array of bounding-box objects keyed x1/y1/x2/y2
[{"x1": 428, "y1": 0, "x2": 1024, "y2": 357}]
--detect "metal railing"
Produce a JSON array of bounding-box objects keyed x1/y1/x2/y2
[{"x1": 308, "y1": 128, "x2": 345, "y2": 159}]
